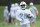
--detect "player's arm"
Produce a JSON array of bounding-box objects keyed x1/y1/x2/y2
[
  {"x1": 16, "y1": 11, "x2": 23, "y2": 22},
  {"x1": 34, "y1": 8, "x2": 38, "y2": 16}
]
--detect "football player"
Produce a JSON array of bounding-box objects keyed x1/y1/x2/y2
[
  {"x1": 29, "y1": 2, "x2": 38, "y2": 27},
  {"x1": 10, "y1": 4, "x2": 15, "y2": 24},
  {"x1": 3, "y1": 6, "x2": 9, "y2": 25},
  {"x1": 16, "y1": 1, "x2": 34, "y2": 27},
  {"x1": 14, "y1": 3, "x2": 21, "y2": 26}
]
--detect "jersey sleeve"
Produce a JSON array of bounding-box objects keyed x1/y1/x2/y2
[
  {"x1": 33, "y1": 7, "x2": 38, "y2": 16},
  {"x1": 34, "y1": 7, "x2": 38, "y2": 14}
]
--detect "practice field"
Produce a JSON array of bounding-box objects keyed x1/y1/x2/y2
[{"x1": 0, "y1": 5, "x2": 40, "y2": 27}]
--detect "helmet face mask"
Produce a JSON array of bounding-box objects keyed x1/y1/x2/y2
[{"x1": 21, "y1": 4, "x2": 25, "y2": 8}]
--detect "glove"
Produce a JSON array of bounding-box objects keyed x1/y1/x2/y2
[{"x1": 36, "y1": 13, "x2": 38, "y2": 17}]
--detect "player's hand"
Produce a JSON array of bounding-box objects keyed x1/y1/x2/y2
[
  {"x1": 36, "y1": 13, "x2": 38, "y2": 16},
  {"x1": 27, "y1": 14, "x2": 32, "y2": 18},
  {"x1": 36, "y1": 13, "x2": 38, "y2": 18}
]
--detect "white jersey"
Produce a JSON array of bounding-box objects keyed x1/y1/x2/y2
[
  {"x1": 16, "y1": 9, "x2": 34, "y2": 25},
  {"x1": 4, "y1": 9, "x2": 9, "y2": 17},
  {"x1": 10, "y1": 7, "x2": 15, "y2": 17},
  {"x1": 14, "y1": 6, "x2": 21, "y2": 13},
  {"x1": 10, "y1": 6, "x2": 21, "y2": 17},
  {"x1": 29, "y1": 6, "x2": 38, "y2": 18}
]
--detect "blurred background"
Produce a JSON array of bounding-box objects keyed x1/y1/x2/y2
[
  {"x1": 0, "y1": 0, "x2": 40, "y2": 27},
  {"x1": 0, "y1": 0, "x2": 40, "y2": 6}
]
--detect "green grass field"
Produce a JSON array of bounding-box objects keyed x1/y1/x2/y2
[{"x1": 0, "y1": 5, "x2": 40, "y2": 27}]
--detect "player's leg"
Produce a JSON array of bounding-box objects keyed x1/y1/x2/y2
[
  {"x1": 13, "y1": 17, "x2": 18, "y2": 26},
  {"x1": 6, "y1": 17, "x2": 9, "y2": 24},
  {"x1": 11, "y1": 17, "x2": 16, "y2": 25},
  {"x1": 30, "y1": 22, "x2": 35, "y2": 27},
  {"x1": 26, "y1": 23, "x2": 30, "y2": 27},
  {"x1": 7, "y1": 20, "x2": 9, "y2": 24},
  {"x1": 21, "y1": 24, "x2": 25, "y2": 27},
  {"x1": 13, "y1": 18, "x2": 15, "y2": 24},
  {"x1": 11, "y1": 18, "x2": 13, "y2": 24},
  {"x1": 11, "y1": 14, "x2": 14, "y2": 24},
  {"x1": 14, "y1": 18, "x2": 18, "y2": 26},
  {"x1": 3, "y1": 17, "x2": 7, "y2": 25},
  {"x1": 21, "y1": 24, "x2": 30, "y2": 27},
  {"x1": 30, "y1": 18, "x2": 36, "y2": 27}
]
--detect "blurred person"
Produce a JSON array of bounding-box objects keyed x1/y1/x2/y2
[
  {"x1": 16, "y1": 1, "x2": 34, "y2": 27},
  {"x1": 14, "y1": 3, "x2": 21, "y2": 26},
  {"x1": 14, "y1": 3, "x2": 21, "y2": 10},
  {"x1": 3, "y1": 6, "x2": 9, "y2": 25},
  {"x1": 10, "y1": 4, "x2": 15, "y2": 24},
  {"x1": 29, "y1": 2, "x2": 38, "y2": 27},
  {"x1": 10, "y1": 3, "x2": 21, "y2": 26}
]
